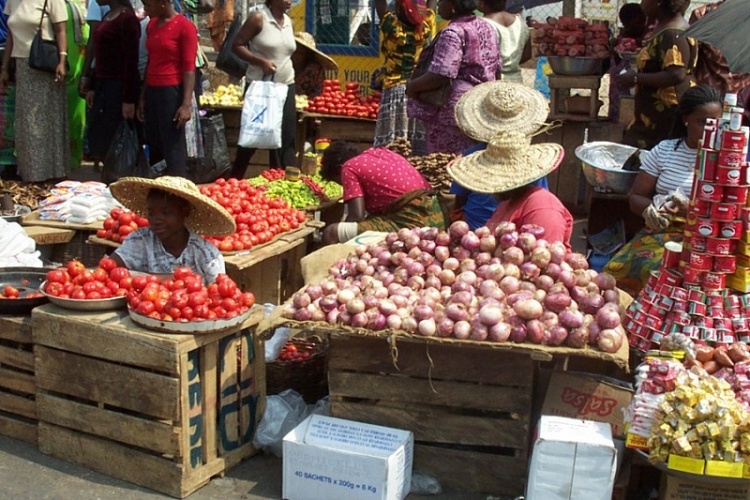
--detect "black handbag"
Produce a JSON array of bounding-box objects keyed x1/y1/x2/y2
[
  {"x1": 28, "y1": 0, "x2": 61, "y2": 74},
  {"x1": 216, "y1": 16, "x2": 248, "y2": 79},
  {"x1": 411, "y1": 32, "x2": 450, "y2": 107}
]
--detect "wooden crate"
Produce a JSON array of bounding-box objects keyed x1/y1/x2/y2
[
  {"x1": 0, "y1": 315, "x2": 37, "y2": 445},
  {"x1": 225, "y1": 223, "x2": 316, "y2": 305},
  {"x1": 328, "y1": 334, "x2": 536, "y2": 497},
  {"x1": 32, "y1": 305, "x2": 266, "y2": 498}
]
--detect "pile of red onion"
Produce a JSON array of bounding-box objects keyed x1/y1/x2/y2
[{"x1": 282, "y1": 221, "x2": 625, "y2": 353}]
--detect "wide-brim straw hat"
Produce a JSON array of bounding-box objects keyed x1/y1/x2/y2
[
  {"x1": 455, "y1": 81, "x2": 550, "y2": 142},
  {"x1": 447, "y1": 130, "x2": 564, "y2": 194},
  {"x1": 109, "y1": 176, "x2": 236, "y2": 236},
  {"x1": 295, "y1": 32, "x2": 339, "y2": 72}
]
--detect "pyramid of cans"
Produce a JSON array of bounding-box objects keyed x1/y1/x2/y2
[{"x1": 624, "y1": 92, "x2": 750, "y2": 352}]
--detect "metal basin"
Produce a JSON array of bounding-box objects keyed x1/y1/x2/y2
[
  {"x1": 548, "y1": 56, "x2": 604, "y2": 76},
  {"x1": 575, "y1": 141, "x2": 642, "y2": 194}
]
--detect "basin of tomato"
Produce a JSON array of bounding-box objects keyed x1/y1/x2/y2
[
  {"x1": 43, "y1": 257, "x2": 134, "y2": 300},
  {"x1": 305, "y1": 80, "x2": 380, "y2": 119},
  {"x1": 95, "y1": 208, "x2": 149, "y2": 244},
  {"x1": 0, "y1": 285, "x2": 43, "y2": 299},
  {"x1": 200, "y1": 178, "x2": 307, "y2": 253},
  {"x1": 127, "y1": 266, "x2": 255, "y2": 323}
]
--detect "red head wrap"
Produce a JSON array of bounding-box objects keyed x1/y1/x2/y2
[{"x1": 398, "y1": 0, "x2": 428, "y2": 35}]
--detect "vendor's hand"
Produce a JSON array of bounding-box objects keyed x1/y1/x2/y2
[
  {"x1": 78, "y1": 77, "x2": 90, "y2": 98},
  {"x1": 122, "y1": 102, "x2": 135, "y2": 120},
  {"x1": 85, "y1": 90, "x2": 94, "y2": 109},
  {"x1": 615, "y1": 71, "x2": 637, "y2": 88},
  {"x1": 173, "y1": 103, "x2": 191, "y2": 128},
  {"x1": 663, "y1": 192, "x2": 689, "y2": 217},
  {"x1": 260, "y1": 58, "x2": 277, "y2": 76},
  {"x1": 136, "y1": 98, "x2": 145, "y2": 122},
  {"x1": 642, "y1": 204, "x2": 672, "y2": 231},
  {"x1": 54, "y1": 61, "x2": 66, "y2": 84}
]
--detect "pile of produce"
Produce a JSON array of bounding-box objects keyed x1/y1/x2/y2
[
  {"x1": 95, "y1": 208, "x2": 150, "y2": 244},
  {"x1": 294, "y1": 94, "x2": 309, "y2": 111},
  {"x1": 680, "y1": 343, "x2": 750, "y2": 412},
  {"x1": 304, "y1": 80, "x2": 380, "y2": 119},
  {"x1": 282, "y1": 221, "x2": 625, "y2": 352},
  {"x1": 200, "y1": 178, "x2": 308, "y2": 252},
  {"x1": 386, "y1": 139, "x2": 456, "y2": 190},
  {"x1": 199, "y1": 84, "x2": 243, "y2": 107},
  {"x1": 128, "y1": 267, "x2": 255, "y2": 322},
  {"x1": 249, "y1": 170, "x2": 343, "y2": 208},
  {"x1": 0, "y1": 180, "x2": 53, "y2": 210},
  {"x1": 532, "y1": 16, "x2": 610, "y2": 58},
  {"x1": 43, "y1": 257, "x2": 133, "y2": 300},
  {"x1": 0, "y1": 286, "x2": 42, "y2": 299}
]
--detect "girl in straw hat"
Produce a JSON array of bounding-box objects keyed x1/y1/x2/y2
[
  {"x1": 447, "y1": 130, "x2": 573, "y2": 249},
  {"x1": 372, "y1": 0, "x2": 436, "y2": 156},
  {"x1": 320, "y1": 142, "x2": 445, "y2": 245},
  {"x1": 108, "y1": 176, "x2": 236, "y2": 284}
]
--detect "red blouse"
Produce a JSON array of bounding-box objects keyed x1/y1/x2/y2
[{"x1": 145, "y1": 15, "x2": 197, "y2": 87}]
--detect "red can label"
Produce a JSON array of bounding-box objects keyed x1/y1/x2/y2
[
  {"x1": 687, "y1": 288, "x2": 706, "y2": 303},
  {"x1": 693, "y1": 314, "x2": 712, "y2": 327},
  {"x1": 682, "y1": 266, "x2": 704, "y2": 285},
  {"x1": 699, "y1": 148, "x2": 719, "y2": 181},
  {"x1": 715, "y1": 318, "x2": 733, "y2": 330},
  {"x1": 697, "y1": 218, "x2": 719, "y2": 237},
  {"x1": 670, "y1": 287, "x2": 688, "y2": 302},
  {"x1": 738, "y1": 331, "x2": 750, "y2": 343},
  {"x1": 721, "y1": 129, "x2": 748, "y2": 151},
  {"x1": 714, "y1": 255, "x2": 737, "y2": 273},
  {"x1": 720, "y1": 220, "x2": 744, "y2": 239},
  {"x1": 705, "y1": 237, "x2": 736, "y2": 255},
  {"x1": 704, "y1": 272, "x2": 727, "y2": 290},
  {"x1": 658, "y1": 270, "x2": 683, "y2": 287},
  {"x1": 674, "y1": 310, "x2": 691, "y2": 326},
  {"x1": 724, "y1": 186, "x2": 749, "y2": 204},
  {"x1": 711, "y1": 202, "x2": 737, "y2": 221},
  {"x1": 672, "y1": 299, "x2": 688, "y2": 312},
  {"x1": 697, "y1": 181, "x2": 724, "y2": 201},
  {"x1": 725, "y1": 306, "x2": 742, "y2": 320},
  {"x1": 647, "y1": 271, "x2": 659, "y2": 289},
  {"x1": 684, "y1": 325, "x2": 701, "y2": 339},
  {"x1": 716, "y1": 165, "x2": 743, "y2": 185},
  {"x1": 692, "y1": 199, "x2": 712, "y2": 218},
  {"x1": 702, "y1": 327, "x2": 719, "y2": 342},
  {"x1": 644, "y1": 315, "x2": 663, "y2": 330},
  {"x1": 719, "y1": 330, "x2": 736, "y2": 344},
  {"x1": 718, "y1": 149, "x2": 745, "y2": 168},
  {"x1": 733, "y1": 317, "x2": 749, "y2": 331},
  {"x1": 689, "y1": 235, "x2": 707, "y2": 253},
  {"x1": 707, "y1": 293, "x2": 725, "y2": 307},
  {"x1": 689, "y1": 252, "x2": 714, "y2": 270}
]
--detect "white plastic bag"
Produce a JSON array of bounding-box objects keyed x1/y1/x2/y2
[
  {"x1": 253, "y1": 389, "x2": 309, "y2": 457},
  {"x1": 238, "y1": 79, "x2": 288, "y2": 149},
  {"x1": 263, "y1": 303, "x2": 294, "y2": 362}
]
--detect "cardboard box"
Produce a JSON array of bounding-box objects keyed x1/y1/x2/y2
[
  {"x1": 283, "y1": 414, "x2": 414, "y2": 500},
  {"x1": 667, "y1": 454, "x2": 705, "y2": 475},
  {"x1": 527, "y1": 416, "x2": 617, "y2": 500},
  {"x1": 660, "y1": 474, "x2": 750, "y2": 500},
  {"x1": 542, "y1": 371, "x2": 634, "y2": 438}
]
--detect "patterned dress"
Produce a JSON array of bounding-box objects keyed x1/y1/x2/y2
[
  {"x1": 407, "y1": 15, "x2": 500, "y2": 155},
  {"x1": 622, "y1": 28, "x2": 697, "y2": 150}
]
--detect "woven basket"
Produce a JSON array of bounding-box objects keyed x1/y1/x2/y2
[
  {"x1": 266, "y1": 335, "x2": 328, "y2": 404},
  {"x1": 49, "y1": 230, "x2": 107, "y2": 268}
]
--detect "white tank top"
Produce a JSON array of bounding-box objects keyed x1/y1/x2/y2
[
  {"x1": 246, "y1": 4, "x2": 296, "y2": 85},
  {"x1": 483, "y1": 15, "x2": 530, "y2": 83}
]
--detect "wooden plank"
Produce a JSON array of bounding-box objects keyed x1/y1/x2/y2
[
  {"x1": 181, "y1": 440, "x2": 258, "y2": 496},
  {"x1": 328, "y1": 371, "x2": 532, "y2": 413},
  {"x1": 555, "y1": 121, "x2": 587, "y2": 212},
  {"x1": 0, "y1": 366, "x2": 34, "y2": 395},
  {"x1": 0, "y1": 412, "x2": 37, "y2": 445},
  {"x1": 201, "y1": 341, "x2": 219, "y2": 462},
  {"x1": 0, "y1": 316, "x2": 32, "y2": 344},
  {"x1": 23, "y1": 225, "x2": 76, "y2": 246},
  {"x1": 330, "y1": 401, "x2": 528, "y2": 449},
  {"x1": 328, "y1": 335, "x2": 535, "y2": 387},
  {"x1": 38, "y1": 423, "x2": 185, "y2": 498},
  {"x1": 0, "y1": 391, "x2": 36, "y2": 419},
  {"x1": 223, "y1": 223, "x2": 314, "y2": 271},
  {"x1": 279, "y1": 240, "x2": 307, "y2": 303},
  {"x1": 0, "y1": 344, "x2": 34, "y2": 372},
  {"x1": 36, "y1": 394, "x2": 181, "y2": 457},
  {"x1": 21, "y1": 210, "x2": 104, "y2": 231},
  {"x1": 414, "y1": 444, "x2": 527, "y2": 496},
  {"x1": 36, "y1": 346, "x2": 180, "y2": 421},
  {"x1": 32, "y1": 306, "x2": 181, "y2": 375}
]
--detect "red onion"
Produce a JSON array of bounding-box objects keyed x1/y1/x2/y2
[
  {"x1": 508, "y1": 316, "x2": 527, "y2": 343},
  {"x1": 499, "y1": 276, "x2": 520, "y2": 294},
  {"x1": 520, "y1": 224, "x2": 545, "y2": 239},
  {"x1": 422, "y1": 287, "x2": 442, "y2": 303},
  {"x1": 454, "y1": 320, "x2": 471, "y2": 339},
  {"x1": 594, "y1": 273, "x2": 617, "y2": 291},
  {"x1": 544, "y1": 292, "x2": 571, "y2": 313},
  {"x1": 598, "y1": 327, "x2": 623, "y2": 353},
  {"x1": 549, "y1": 241, "x2": 566, "y2": 265},
  {"x1": 533, "y1": 289, "x2": 546, "y2": 303},
  {"x1": 326, "y1": 309, "x2": 340, "y2": 324},
  {"x1": 596, "y1": 305, "x2": 621, "y2": 329},
  {"x1": 565, "y1": 253, "x2": 589, "y2": 270},
  {"x1": 588, "y1": 321, "x2": 601, "y2": 345},
  {"x1": 396, "y1": 307, "x2": 411, "y2": 318},
  {"x1": 503, "y1": 247, "x2": 525, "y2": 266},
  {"x1": 494, "y1": 221, "x2": 517, "y2": 237},
  {"x1": 425, "y1": 276, "x2": 442, "y2": 290},
  {"x1": 305, "y1": 285, "x2": 323, "y2": 301},
  {"x1": 479, "y1": 297, "x2": 501, "y2": 310},
  {"x1": 527, "y1": 320, "x2": 545, "y2": 344},
  {"x1": 379, "y1": 299, "x2": 397, "y2": 316},
  {"x1": 530, "y1": 247, "x2": 551, "y2": 269},
  {"x1": 282, "y1": 304, "x2": 296, "y2": 319},
  {"x1": 559, "y1": 308, "x2": 584, "y2": 329},
  {"x1": 435, "y1": 232, "x2": 451, "y2": 247},
  {"x1": 293, "y1": 292, "x2": 311, "y2": 308},
  {"x1": 535, "y1": 275, "x2": 554, "y2": 291},
  {"x1": 566, "y1": 326, "x2": 587, "y2": 348},
  {"x1": 391, "y1": 294, "x2": 408, "y2": 308},
  {"x1": 337, "y1": 289, "x2": 355, "y2": 304},
  {"x1": 420, "y1": 227, "x2": 439, "y2": 241},
  {"x1": 479, "y1": 304, "x2": 503, "y2": 325},
  {"x1": 321, "y1": 280, "x2": 337, "y2": 295},
  {"x1": 452, "y1": 246, "x2": 471, "y2": 261},
  {"x1": 570, "y1": 286, "x2": 588, "y2": 304},
  {"x1": 451, "y1": 291, "x2": 474, "y2": 307},
  {"x1": 425, "y1": 264, "x2": 442, "y2": 276},
  {"x1": 475, "y1": 226, "x2": 491, "y2": 238},
  {"x1": 402, "y1": 316, "x2": 418, "y2": 333},
  {"x1": 459, "y1": 259, "x2": 477, "y2": 274},
  {"x1": 499, "y1": 232, "x2": 518, "y2": 250},
  {"x1": 387, "y1": 314, "x2": 402, "y2": 330},
  {"x1": 437, "y1": 318, "x2": 454, "y2": 338},
  {"x1": 475, "y1": 252, "x2": 492, "y2": 267},
  {"x1": 319, "y1": 296, "x2": 338, "y2": 312},
  {"x1": 479, "y1": 279, "x2": 499, "y2": 297},
  {"x1": 470, "y1": 322, "x2": 488, "y2": 341},
  {"x1": 419, "y1": 239, "x2": 436, "y2": 253},
  {"x1": 407, "y1": 262, "x2": 425, "y2": 277},
  {"x1": 385, "y1": 232, "x2": 399, "y2": 245},
  {"x1": 582, "y1": 293, "x2": 605, "y2": 315},
  {"x1": 368, "y1": 313, "x2": 387, "y2": 330},
  {"x1": 393, "y1": 268, "x2": 409, "y2": 285},
  {"x1": 540, "y1": 311, "x2": 559, "y2": 331},
  {"x1": 346, "y1": 298, "x2": 365, "y2": 314},
  {"x1": 457, "y1": 271, "x2": 478, "y2": 286},
  {"x1": 586, "y1": 282, "x2": 600, "y2": 295},
  {"x1": 363, "y1": 266, "x2": 375, "y2": 276},
  {"x1": 484, "y1": 263, "x2": 505, "y2": 282},
  {"x1": 418, "y1": 318, "x2": 437, "y2": 337},
  {"x1": 408, "y1": 246, "x2": 422, "y2": 260},
  {"x1": 351, "y1": 312, "x2": 368, "y2": 328},
  {"x1": 294, "y1": 308, "x2": 312, "y2": 321},
  {"x1": 445, "y1": 303, "x2": 469, "y2": 322},
  {"x1": 603, "y1": 289, "x2": 619, "y2": 304},
  {"x1": 355, "y1": 244, "x2": 367, "y2": 256},
  {"x1": 517, "y1": 232, "x2": 536, "y2": 253},
  {"x1": 373, "y1": 286, "x2": 389, "y2": 299},
  {"x1": 489, "y1": 322, "x2": 511, "y2": 342},
  {"x1": 519, "y1": 281, "x2": 536, "y2": 293},
  {"x1": 544, "y1": 263, "x2": 562, "y2": 280},
  {"x1": 414, "y1": 305, "x2": 434, "y2": 321},
  {"x1": 434, "y1": 246, "x2": 450, "y2": 262},
  {"x1": 520, "y1": 262, "x2": 541, "y2": 280},
  {"x1": 356, "y1": 259, "x2": 369, "y2": 273},
  {"x1": 443, "y1": 257, "x2": 460, "y2": 271},
  {"x1": 451, "y1": 281, "x2": 473, "y2": 294},
  {"x1": 438, "y1": 269, "x2": 456, "y2": 285},
  {"x1": 339, "y1": 310, "x2": 352, "y2": 324},
  {"x1": 418, "y1": 252, "x2": 435, "y2": 267},
  {"x1": 558, "y1": 270, "x2": 576, "y2": 289},
  {"x1": 513, "y1": 298, "x2": 543, "y2": 320},
  {"x1": 449, "y1": 221, "x2": 470, "y2": 241},
  {"x1": 534, "y1": 238, "x2": 549, "y2": 249},
  {"x1": 547, "y1": 326, "x2": 568, "y2": 346},
  {"x1": 574, "y1": 270, "x2": 591, "y2": 287},
  {"x1": 479, "y1": 235, "x2": 496, "y2": 253},
  {"x1": 397, "y1": 228, "x2": 412, "y2": 241}
]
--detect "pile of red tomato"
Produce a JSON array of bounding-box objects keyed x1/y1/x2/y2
[
  {"x1": 0, "y1": 286, "x2": 42, "y2": 299},
  {"x1": 43, "y1": 257, "x2": 133, "y2": 300},
  {"x1": 96, "y1": 208, "x2": 149, "y2": 244},
  {"x1": 261, "y1": 169, "x2": 286, "y2": 181},
  {"x1": 275, "y1": 340, "x2": 316, "y2": 362},
  {"x1": 305, "y1": 80, "x2": 380, "y2": 119},
  {"x1": 128, "y1": 267, "x2": 255, "y2": 322},
  {"x1": 200, "y1": 178, "x2": 307, "y2": 253}
]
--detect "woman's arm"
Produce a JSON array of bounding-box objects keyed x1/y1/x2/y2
[
  {"x1": 175, "y1": 70, "x2": 195, "y2": 128},
  {"x1": 53, "y1": 21, "x2": 68, "y2": 82},
  {"x1": 0, "y1": 32, "x2": 13, "y2": 93},
  {"x1": 174, "y1": 21, "x2": 198, "y2": 128},
  {"x1": 122, "y1": 16, "x2": 142, "y2": 119},
  {"x1": 345, "y1": 197, "x2": 366, "y2": 222},
  {"x1": 629, "y1": 171, "x2": 658, "y2": 216},
  {"x1": 232, "y1": 12, "x2": 275, "y2": 75},
  {"x1": 617, "y1": 66, "x2": 687, "y2": 89},
  {"x1": 375, "y1": 0, "x2": 388, "y2": 23},
  {"x1": 406, "y1": 72, "x2": 449, "y2": 96},
  {"x1": 520, "y1": 37, "x2": 532, "y2": 64}
]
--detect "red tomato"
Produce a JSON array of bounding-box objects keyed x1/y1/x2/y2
[
  {"x1": 174, "y1": 267, "x2": 194, "y2": 281},
  {"x1": 99, "y1": 287, "x2": 113, "y2": 298},
  {"x1": 74, "y1": 270, "x2": 94, "y2": 285},
  {"x1": 241, "y1": 292, "x2": 256, "y2": 308},
  {"x1": 3, "y1": 286, "x2": 19, "y2": 298},
  {"x1": 92, "y1": 268, "x2": 109, "y2": 282},
  {"x1": 98, "y1": 257, "x2": 117, "y2": 272},
  {"x1": 109, "y1": 267, "x2": 130, "y2": 283},
  {"x1": 103, "y1": 218, "x2": 115, "y2": 230},
  {"x1": 46, "y1": 269, "x2": 67, "y2": 284},
  {"x1": 118, "y1": 212, "x2": 134, "y2": 226},
  {"x1": 135, "y1": 215, "x2": 149, "y2": 227},
  {"x1": 221, "y1": 298, "x2": 239, "y2": 312},
  {"x1": 188, "y1": 291, "x2": 208, "y2": 308},
  {"x1": 118, "y1": 277, "x2": 132, "y2": 290},
  {"x1": 67, "y1": 260, "x2": 85, "y2": 278},
  {"x1": 132, "y1": 275, "x2": 149, "y2": 292},
  {"x1": 136, "y1": 301, "x2": 155, "y2": 316},
  {"x1": 119, "y1": 225, "x2": 136, "y2": 237},
  {"x1": 194, "y1": 304, "x2": 209, "y2": 319},
  {"x1": 106, "y1": 280, "x2": 120, "y2": 293},
  {"x1": 154, "y1": 298, "x2": 169, "y2": 314},
  {"x1": 180, "y1": 306, "x2": 195, "y2": 321},
  {"x1": 172, "y1": 289, "x2": 189, "y2": 309},
  {"x1": 141, "y1": 283, "x2": 160, "y2": 302},
  {"x1": 71, "y1": 288, "x2": 87, "y2": 300},
  {"x1": 96, "y1": 229, "x2": 107, "y2": 239},
  {"x1": 184, "y1": 276, "x2": 203, "y2": 293}
]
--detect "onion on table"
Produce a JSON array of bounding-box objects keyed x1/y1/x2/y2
[{"x1": 283, "y1": 221, "x2": 625, "y2": 352}]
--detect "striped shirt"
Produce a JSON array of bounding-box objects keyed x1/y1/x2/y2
[{"x1": 640, "y1": 139, "x2": 697, "y2": 197}]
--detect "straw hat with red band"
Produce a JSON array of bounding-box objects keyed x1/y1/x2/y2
[
  {"x1": 447, "y1": 130, "x2": 564, "y2": 194},
  {"x1": 294, "y1": 32, "x2": 339, "y2": 72},
  {"x1": 109, "y1": 176, "x2": 236, "y2": 236}
]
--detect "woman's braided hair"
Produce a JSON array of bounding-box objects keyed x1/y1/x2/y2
[
  {"x1": 660, "y1": 0, "x2": 690, "y2": 17},
  {"x1": 671, "y1": 84, "x2": 721, "y2": 144}
]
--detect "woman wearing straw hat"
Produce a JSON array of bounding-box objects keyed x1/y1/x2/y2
[
  {"x1": 292, "y1": 31, "x2": 337, "y2": 99},
  {"x1": 372, "y1": 0, "x2": 436, "y2": 155},
  {"x1": 449, "y1": 81, "x2": 550, "y2": 230},
  {"x1": 320, "y1": 141, "x2": 445, "y2": 245},
  {"x1": 108, "y1": 176, "x2": 236, "y2": 284},
  {"x1": 447, "y1": 130, "x2": 574, "y2": 248}
]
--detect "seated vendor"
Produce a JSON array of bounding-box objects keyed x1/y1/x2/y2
[
  {"x1": 320, "y1": 142, "x2": 446, "y2": 245},
  {"x1": 108, "y1": 176, "x2": 236, "y2": 285},
  {"x1": 448, "y1": 129, "x2": 573, "y2": 248},
  {"x1": 603, "y1": 85, "x2": 722, "y2": 296}
]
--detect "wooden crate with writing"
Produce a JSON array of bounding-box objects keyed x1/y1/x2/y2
[
  {"x1": 0, "y1": 316, "x2": 37, "y2": 445},
  {"x1": 32, "y1": 304, "x2": 266, "y2": 498},
  {"x1": 328, "y1": 334, "x2": 536, "y2": 497}
]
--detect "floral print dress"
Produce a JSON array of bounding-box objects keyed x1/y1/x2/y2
[{"x1": 622, "y1": 28, "x2": 697, "y2": 149}]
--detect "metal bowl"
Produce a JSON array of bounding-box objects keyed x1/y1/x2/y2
[
  {"x1": 575, "y1": 141, "x2": 642, "y2": 194},
  {"x1": 39, "y1": 281, "x2": 127, "y2": 311},
  {"x1": 1, "y1": 205, "x2": 31, "y2": 224},
  {"x1": 129, "y1": 307, "x2": 252, "y2": 334},
  {"x1": 548, "y1": 56, "x2": 604, "y2": 76}
]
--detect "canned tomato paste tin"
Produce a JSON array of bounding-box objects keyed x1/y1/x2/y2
[
  {"x1": 705, "y1": 237, "x2": 737, "y2": 255},
  {"x1": 704, "y1": 272, "x2": 727, "y2": 290},
  {"x1": 725, "y1": 306, "x2": 742, "y2": 320},
  {"x1": 741, "y1": 207, "x2": 750, "y2": 224},
  {"x1": 699, "y1": 148, "x2": 719, "y2": 181},
  {"x1": 733, "y1": 317, "x2": 749, "y2": 331},
  {"x1": 697, "y1": 181, "x2": 723, "y2": 201},
  {"x1": 702, "y1": 327, "x2": 719, "y2": 342},
  {"x1": 708, "y1": 305, "x2": 725, "y2": 319},
  {"x1": 691, "y1": 199, "x2": 712, "y2": 217},
  {"x1": 724, "y1": 186, "x2": 749, "y2": 204},
  {"x1": 687, "y1": 288, "x2": 706, "y2": 303},
  {"x1": 707, "y1": 293, "x2": 725, "y2": 307},
  {"x1": 711, "y1": 202, "x2": 737, "y2": 221},
  {"x1": 726, "y1": 295, "x2": 741, "y2": 308},
  {"x1": 738, "y1": 331, "x2": 750, "y2": 343},
  {"x1": 657, "y1": 270, "x2": 683, "y2": 287},
  {"x1": 721, "y1": 128, "x2": 748, "y2": 151},
  {"x1": 661, "y1": 241, "x2": 682, "y2": 269},
  {"x1": 689, "y1": 235, "x2": 707, "y2": 253},
  {"x1": 718, "y1": 149, "x2": 744, "y2": 168},
  {"x1": 720, "y1": 220, "x2": 744, "y2": 239},
  {"x1": 693, "y1": 314, "x2": 712, "y2": 328},
  {"x1": 682, "y1": 266, "x2": 704, "y2": 285},
  {"x1": 670, "y1": 287, "x2": 688, "y2": 302},
  {"x1": 683, "y1": 325, "x2": 701, "y2": 340},
  {"x1": 716, "y1": 165, "x2": 743, "y2": 185},
  {"x1": 714, "y1": 255, "x2": 737, "y2": 273},
  {"x1": 696, "y1": 218, "x2": 719, "y2": 237},
  {"x1": 689, "y1": 252, "x2": 714, "y2": 270},
  {"x1": 674, "y1": 310, "x2": 691, "y2": 326}
]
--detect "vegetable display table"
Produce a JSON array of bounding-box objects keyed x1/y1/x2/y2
[
  {"x1": 295, "y1": 112, "x2": 376, "y2": 163},
  {"x1": 32, "y1": 304, "x2": 266, "y2": 498},
  {"x1": 0, "y1": 315, "x2": 36, "y2": 445}
]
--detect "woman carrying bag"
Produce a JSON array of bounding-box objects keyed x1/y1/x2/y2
[{"x1": 0, "y1": 0, "x2": 70, "y2": 182}]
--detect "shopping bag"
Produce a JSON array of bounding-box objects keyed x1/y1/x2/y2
[
  {"x1": 184, "y1": 94, "x2": 204, "y2": 159},
  {"x1": 186, "y1": 113, "x2": 231, "y2": 184},
  {"x1": 102, "y1": 120, "x2": 150, "y2": 184},
  {"x1": 216, "y1": 16, "x2": 248, "y2": 79},
  {"x1": 238, "y1": 79, "x2": 288, "y2": 149}
]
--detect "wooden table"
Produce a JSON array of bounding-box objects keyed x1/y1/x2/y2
[
  {"x1": 23, "y1": 226, "x2": 75, "y2": 246},
  {"x1": 0, "y1": 315, "x2": 35, "y2": 445},
  {"x1": 295, "y1": 112, "x2": 376, "y2": 167}
]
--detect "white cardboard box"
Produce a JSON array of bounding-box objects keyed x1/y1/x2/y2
[
  {"x1": 282, "y1": 414, "x2": 414, "y2": 500},
  {"x1": 527, "y1": 416, "x2": 618, "y2": 500}
]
